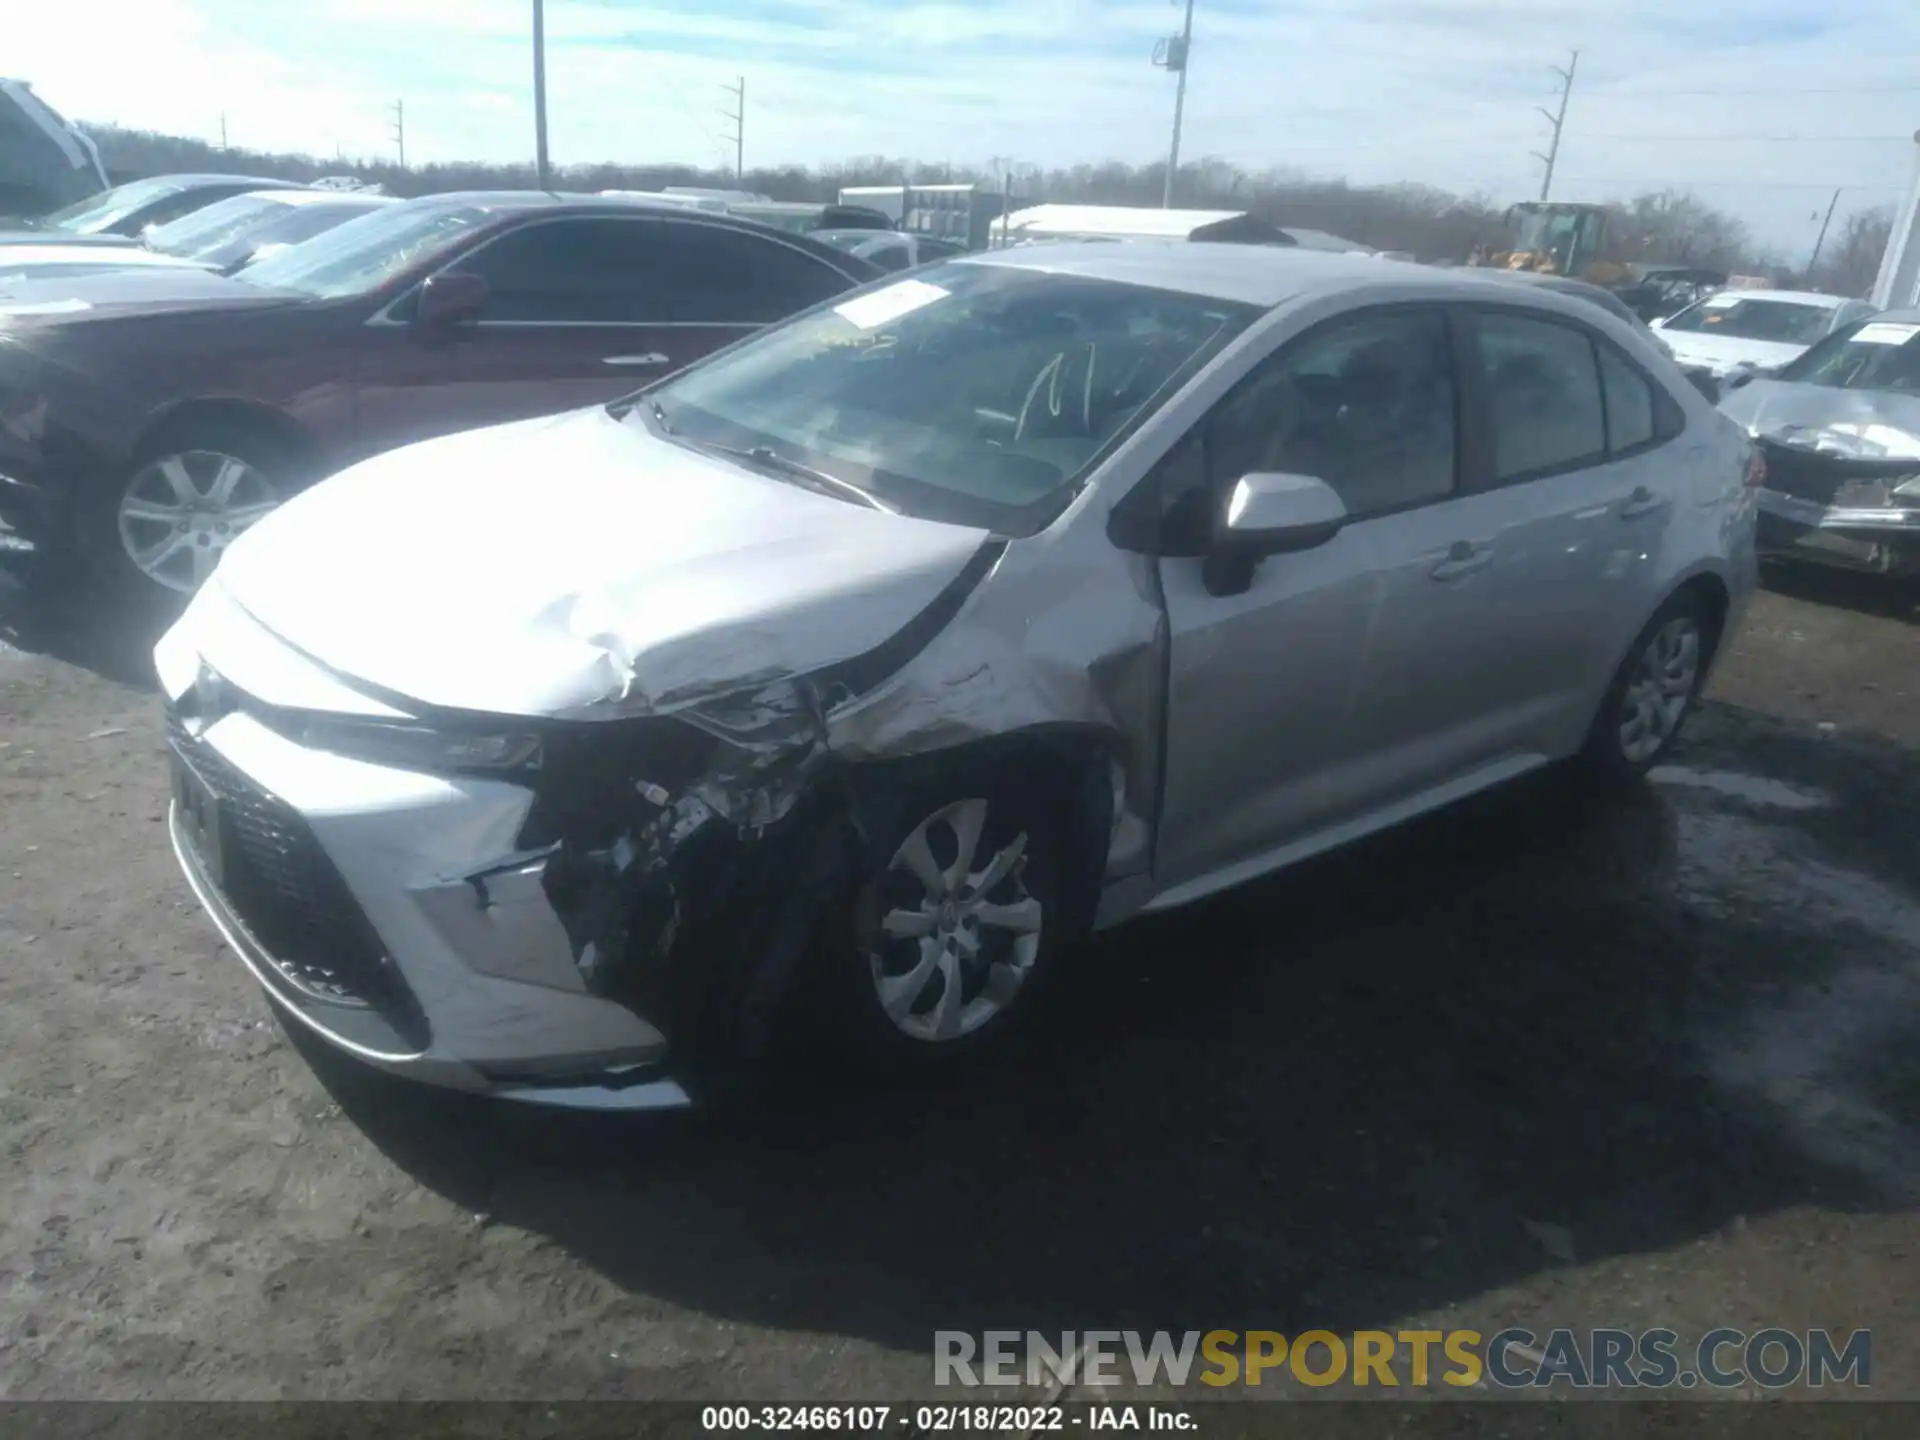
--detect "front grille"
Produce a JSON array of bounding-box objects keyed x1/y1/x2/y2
[{"x1": 168, "y1": 707, "x2": 428, "y2": 1047}]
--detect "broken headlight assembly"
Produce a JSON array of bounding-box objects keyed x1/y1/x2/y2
[{"x1": 281, "y1": 713, "x2": 543, "y2": 776}]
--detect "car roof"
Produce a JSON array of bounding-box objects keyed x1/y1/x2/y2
[
  {"x1": 145, "y1": 174, "x2": 308, "y2": 190},
  {"x1": 235, "y1": 189, "x2": 394, "y2": 208},
  {"x1": 1707, "y1": 288, "x2": 1850, "y2": 308},
  {"x1": 958, "y1": 242, "x2": 1637, "y2": 312},
  {"x1": 397, "y1": 190, "x2": 726, "y2": 216}
]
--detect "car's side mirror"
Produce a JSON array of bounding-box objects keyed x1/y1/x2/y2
[
  {"x1": 416, "y1": 271, "x2": 489, "y2": 329},
  {"x1": 1647, "y1": 315, "x2": 1666, "y2": 330},
  {"x1": 1202, "y1": 472, "x2": 1348, "y2": 597}
]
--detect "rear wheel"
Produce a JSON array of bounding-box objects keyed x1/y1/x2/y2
[{"x1": 1584, "y1": 593, "x2": 1713, "y2": 778}]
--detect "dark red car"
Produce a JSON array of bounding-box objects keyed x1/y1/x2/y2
[{"x1": 0, "y1": 192, "x2": 880, "y2": 606}]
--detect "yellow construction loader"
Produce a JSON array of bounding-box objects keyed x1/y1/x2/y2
[{"x1": 1476, "y1": 201, "x2": 1633, "y2": 284}]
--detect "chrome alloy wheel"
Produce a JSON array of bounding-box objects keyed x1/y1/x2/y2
[
  {"x1": 867, "y1": 797, "x2": 1043, "y2": 1043},
  {"x1": 1617, "y1": 615, "x2": 1701, "y2": 765},
  {"x1": 117, "y1": 450, "x2": 282, "y2": 592}
]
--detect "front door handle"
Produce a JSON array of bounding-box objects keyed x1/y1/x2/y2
[
  {"x1": 1620, "y1": 485, "x2": 1666, "y2": 519},
  {"x1": 603, "y1": 352, "x2": 670, "y2": 368},
  {"x1": 1431, "y1": 540, "x2": 1493, "y2": 582}
]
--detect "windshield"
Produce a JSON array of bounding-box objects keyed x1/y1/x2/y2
[
  {"x1": 1774, "y1": 319, "x2": 1920, "y2": 394},
  {"x1": 39, "y1": 177, "x2": 184, "y2": 234},
  {"x1": 202, "y1": 200, "x2": 386, "y2": 271},
  {"x1": 235, "y1": 202, "x2": 491, "y2": 298},
  {"x1": 640, "y1": 260, "x2": 1260, "y2": 532},
  {"x1": 1511, "y1": 207, "x2": 1601, "y2": 272},
  {"x1": 144, "y1": 193, "x2": 290, "y2": 257},
  {"x1": 1662, "y1": 296, "x2": 1835, "y2": 345}
]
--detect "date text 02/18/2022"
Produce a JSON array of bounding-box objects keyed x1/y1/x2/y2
[{"x1": 700, "y1": 1406, "x2": 1196, "y2": 1431}]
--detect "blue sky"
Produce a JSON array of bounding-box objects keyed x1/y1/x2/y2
[{"x1": 16, "y1": 0, "x2": 1919, "y2": 253}]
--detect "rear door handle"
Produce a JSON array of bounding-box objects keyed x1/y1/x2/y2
[
  {"x1": 1430, "y1": 540, "x2": 1493, "y2": 581},
  {"x1": 603, "y1": 352, "x2": 670, "y2": 368},
  {"x1": 1620, "y1": 486, "x2": 1666, "y2": 519}
]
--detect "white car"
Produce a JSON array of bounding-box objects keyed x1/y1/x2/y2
[
  {"x1": 0, "y1": 189, "x2": 392, "y2": 283},
  {"x1": 1652, "y1": 289, "x2": 1875, "y2": 380}
]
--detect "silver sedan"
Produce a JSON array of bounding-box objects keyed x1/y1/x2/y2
[{"x1": 155, "y1": 244, "x2": 1760, "y2": 1107}]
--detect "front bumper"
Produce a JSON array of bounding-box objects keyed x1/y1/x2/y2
[
  {"x1": 1755, "y1": 486, "x2": 1920, "y2": 577},
  {"x1": 164, "y1": 703, "x2": 694, "y2": 1110}
]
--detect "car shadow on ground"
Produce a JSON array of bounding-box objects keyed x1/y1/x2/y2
[
  {"x1": 1760, "y1": 557, "x2": 1919, "y2": 626},
  {"x1": 303, "y1": 741, "x2": 1901, "y2": 1358},
  {"x1": 0, "y1": 546, "x2": 173, "y2": 688}
]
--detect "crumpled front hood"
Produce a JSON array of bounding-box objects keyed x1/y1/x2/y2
[
  {"x1": 1658, "y1": 330, "x2": 1808, "y2": 375},
  {"x1": 1719, "y1": 379, "x2": 1920, "y2": 463},
  {"x1": 212, "y1": 407, "x2": 995, "y2": 718}
]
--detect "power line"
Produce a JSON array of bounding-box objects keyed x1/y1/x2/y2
[
  {"x1": 1579, "y1": 84, "x2": 1920, "y2": 97},
  {"x1": 1576, "y1": 132, "x2": 1912, "y2": 142},
  {"x1": 1553, "y1": 174, "x2": 1906, "y2": 192},
  {"x1": 719, "y1": 76, "x2": 744, "y2": 179}
]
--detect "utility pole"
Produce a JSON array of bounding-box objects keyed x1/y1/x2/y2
[
  {"x1": 1153, "y1": 0, "x2": 1196, "y2": 208},
  {"x1": 390, "y1": 100, "x2": 406, "y2": 169},
  {"x1": 1806, "y1": 186, "x2": 1843, "y2": 278},
  {"x1": 987, "y1": 156, "x2": 1015, "y2": 246},
  {"x1": 1531, "y1": 48, "x2": 1579, "y2": 201},
  {"x1": 719, "y1": 76, "x2": 745, "y2": 180},
  {"x1": 532, "y1": 0, "x2": 551, "y2": 190},
  {"x1": 219, "y1": 113, "x2": 228, "y2": 149}
]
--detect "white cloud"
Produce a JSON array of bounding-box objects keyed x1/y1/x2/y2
[{"x1": 12, "y1": 0, "x2": 1919, "y2": 251}]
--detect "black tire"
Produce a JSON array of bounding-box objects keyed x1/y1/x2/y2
[
  {"x1": 807, "y1": 764, "x2": 1078, "y2": 1076},
  {"x1": 1583, "y1": 590, "x2": 1715, "y2": 779},
  {"x1": 78, "y1": 419, "x2": 303, "y2": 621}
]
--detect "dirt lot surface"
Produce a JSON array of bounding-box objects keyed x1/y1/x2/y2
[{"x1": 1, "y1": 557, "x2": 1917, "y2": 1406}]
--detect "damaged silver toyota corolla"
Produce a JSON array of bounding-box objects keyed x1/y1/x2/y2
[{"x1": 155, "y1": 245, "x2": 1759, "y2": 1108}]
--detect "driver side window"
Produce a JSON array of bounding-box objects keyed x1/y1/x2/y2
[{"x1": 1151, "y1": 307, "x2": 1459, "y2": 550}]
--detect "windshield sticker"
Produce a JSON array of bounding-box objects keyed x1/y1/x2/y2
[
  {"x1": 1850, "y1": 322, "x2": 1920, "y2": 346},
  {"x1": 834, "y1": 278, "x2": 948, "y2": 330}
]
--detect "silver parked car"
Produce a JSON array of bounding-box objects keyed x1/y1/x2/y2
[{"x1": 154, "y1": 245, "x2": 1760, "y2": 1108}]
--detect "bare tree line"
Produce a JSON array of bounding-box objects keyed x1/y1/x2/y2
[{"x1": 91, "y1": 123, "x2": 1893, "y2": 297}]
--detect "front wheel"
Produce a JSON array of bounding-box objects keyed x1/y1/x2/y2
[
  {"x1": 1584, "y1": 594, "x2": 1713, "y2": 778},
  {"x1": 814, "y1": 775, "x2": 1072, "y2": 1073}
]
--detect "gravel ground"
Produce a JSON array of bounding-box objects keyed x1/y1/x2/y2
[{"x1": 0, "y1": 556, "x2": 1916, "y2": 1405}]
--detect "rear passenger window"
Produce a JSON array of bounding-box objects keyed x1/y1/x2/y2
[
  {"x1": 1477, "y1": 312, "x2": 1606, "y2": 480},
  {"x1": 660, "y1": 224, "x2": 854, "y2": 323},
  {"x1": 1597, "y1": 344, "x2": 1656, "y2": 452}
]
